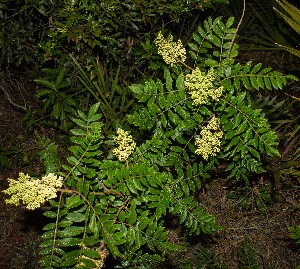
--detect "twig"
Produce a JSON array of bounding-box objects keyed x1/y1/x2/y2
[
  {"x1": 0, "y1": 85, "x2": 27, "y2": 112},
  {"x1": 227, "y1": 0, "x2": 246, "y2": 59},
  {"x1": 16, "y1": 80, "x2": 27, "y2": 109}
]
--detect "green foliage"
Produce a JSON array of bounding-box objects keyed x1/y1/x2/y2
[
  {"x1": 40, "y1": 103, "x2": 220, "y2": 268},
  {"x1": 266, "y1": 99, "x2": 300, "y2": 182},
  {"x1": 174, "y1": 243, "x2": 227, "y2": 269},
  {"x1": 0, "y1": 142, "x2": 15, "y2": 171},
  {"x1": 247, "y1": 0, "x2": 289, "y2": 46},
  {"x1": 226, "y1": 183, "x2": 275, "y2": 214},
  {"x1": 36, "y1": 16, "x2": 296, "y2": 268},
  {"x1": 0, "y1": 134, "x2": 28, "y2": 171},
  {"x1": 34, "y1": 69, "x2": 77, "y2": 132},
  {"x1": 188, "y1": 16, "x2": 239, "y2": 65},
  {"x1": 72, "y1": 56, "x2": 135, "y2": 134},
  {"x1": 0, "y1": 0, "x2": 57, "y2": 68},
  {"x1": 0, "y1": 0, "x2": 226, "y2": 70},
  {"x1": 129, "y1": 17, "x2": 296, "y2": 182},
  {"x1": 272, "y1": 153, "x2": 300, "y2": 181},
  {"x1": 251, "y1": 94, "x2": 290, "y2": 131},
  {"x1": 275, "y1": 0, "x2": 300, "y2": 35},
  {"x1": 217, "y1": 0, "x2": 300, "y2": 57},
  {"x1": 237, "y1": 237, "x2": 260, "y2": 269},
  {"x1": 0, "y1": 0, "x2": 232, "y2": 79},
  {"x1": 38, "y1": 0, "x2": 227, "y2": 65},
  {"x1": 29, "y1": 57, "x2": 133, "y2": 133},
  {"x1": 289, "y1": 225, "x2": 300, "y2": 244},
  {"x1": 36, "y1": 134, "x2": 61, "y2": 174},
  {"x1": 274, "y1": 0, "x2": 300, "y2": 57}
]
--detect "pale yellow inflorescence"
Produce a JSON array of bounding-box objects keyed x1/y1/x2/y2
[
  {"x1": 184, "y1": 67, "x2": 223, "y2": 106},
  {"x1": 3, "y1": 172, "x2": 63, "y2": 210},
  {"x1": 154, "y1": 31, "x2": 186, "y2": 66},
  {"x1": 195, "y1": 116, "x2": 223, "y2": 160},
  {"x1": 112, "y1": 128, "x2": 136, "y2": 161}
]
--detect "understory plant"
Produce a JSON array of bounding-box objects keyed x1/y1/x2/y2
[
  {"x1": 2, "y1": 16, "x2": 297, "y2": 268},
  {"x1": 237, "y1": 237, "x2": 260, "y2": 269},
  {"x1": 289, "y1": 225, "x2": 300, "y2": 244},
  {"x1": 32, "y1": 57, "x2": 134, "y2": 133},
  {"x1": 0, "y1": 0, "x2": 53, "y2": 69},
  {"x1": 289, "y1": 225, "x2": 300, "y2": 269},
  {"x1": 274, "y1": 0, "x2": 300, "y2": 57},
  {"x1": 38, "y1": 0, "x2": 228, "y2": 65}
]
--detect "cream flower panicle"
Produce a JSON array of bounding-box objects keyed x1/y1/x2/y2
[
  {"x1": 154, "y1": 31, "x2": 186, "y2": 66},
  {"x1": 184, "y1": 67, "x2": 223, "y2": 106},
  {"x1": 195, "y1": 116, "x2": 223, "y2": 160},
  {"x1": 113, "y1": 128, "x2": 136, "y2": 162},
  {"x1": 3, "y1": 173, "x2": 63, "y2": 210},
  {"x1": 207, "y1": 116, "x2": 221, "y2": 131}
]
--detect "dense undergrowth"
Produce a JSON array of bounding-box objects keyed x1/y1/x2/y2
[{"x1": 0, "y1": 0, "x2": 300, "y2": 268}]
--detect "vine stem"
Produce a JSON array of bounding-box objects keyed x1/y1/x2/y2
[
  {"x1": 0, "y1": 85, "x2": 27, "y2": 112},
  {"x1": 179, "y1": 61, "x2": 193, "y2": 70},
  {"x1": 57, "y1": 188, "x2": 122, "y2": 197},
  {"x1": 50, "y1": 192, "x2": 63, "y2": 266},
  {"x1": 227, "y1": 0, "x2": 246, "y2": 59},
  {"x1": 62, "y1": 140, "x2": 93, "y2": 184}
]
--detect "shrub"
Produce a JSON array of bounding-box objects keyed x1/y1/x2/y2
[
  {"x1": 0, "y1": 0, "x2": 58, "y2": 69},
  {"x1": 37, "y1": 0, "x2": 229, "y2": 65},
  {"x1": 2, "y1": 16, "x2": 297, "y2": 268}
]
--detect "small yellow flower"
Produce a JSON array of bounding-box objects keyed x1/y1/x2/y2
[
  {"x1": 154, "y1": 31, "x2": 186, "y2": 66},
  {"x1": 184, "y1": 67, "x2": 223, "y2": 106},
  {"x1": 207, "y1": 116, "x2": 221, "y2": 131},
  {"x1": 195, "y1": 116, "x2": 223, "y2": 160},
  {"x1": 113, "y1": 128, "x2": 136, "y2": 161},
  {"x1": 3, "y1": 173, "x2": 63, "y2": 210}
]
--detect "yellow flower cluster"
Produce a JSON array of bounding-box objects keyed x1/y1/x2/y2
[
  {"x1": 195, "y1": 116, "x2": 223, "y2": 160},
  {"x1": 3, "y1": 173, "x2": 63, "y2": 210},
  {"x1": 184, "y1": 67, "x2": 223, "y2": 106},
  {"x1": 154, "y1": 31, "x2": 186, "y2": 66},
  {"x1": 112, "y1": 128, "x2": 136, "y2": 161}
]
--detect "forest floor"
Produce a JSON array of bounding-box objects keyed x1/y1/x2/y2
[
  {"x1": 0, "y1": 50, "x2": 299, "y2": 268},
  {"x1": 0, "y1": 76, "x2": 43, "y2": 269}
]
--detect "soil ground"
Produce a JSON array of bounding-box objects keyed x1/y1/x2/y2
[
  {"x1": 0, "y1": 76, "x2": 44, "y2": 269},
  {"x1": 201, "y1": 178, "x2": 300, "y2": 268}
]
